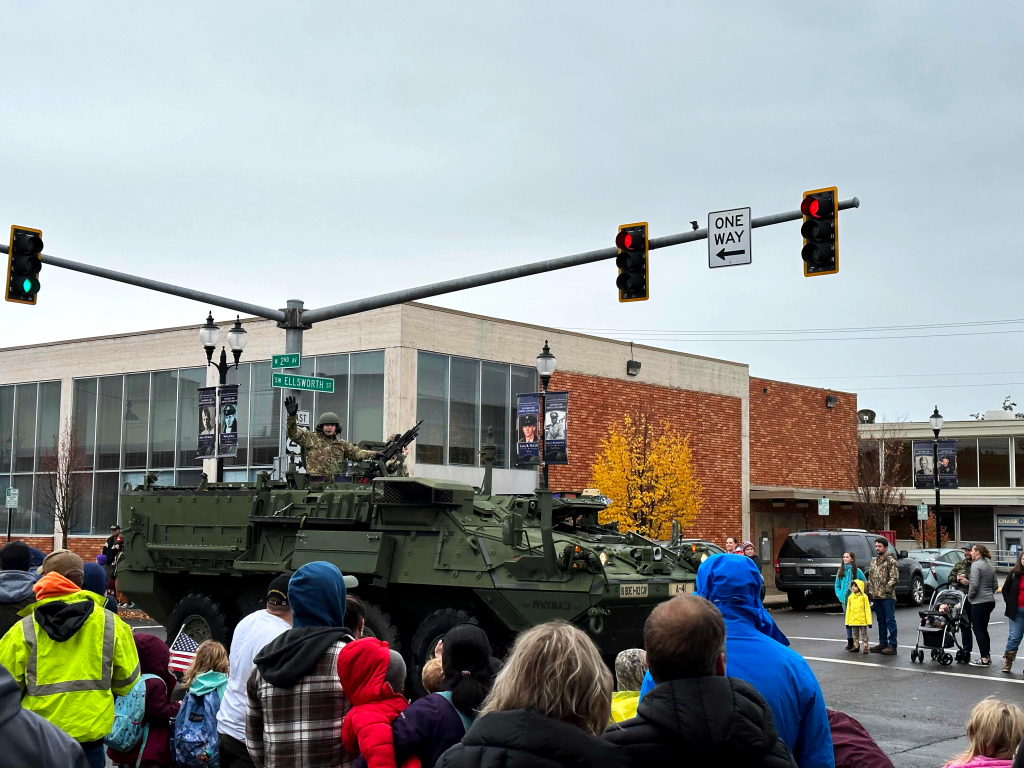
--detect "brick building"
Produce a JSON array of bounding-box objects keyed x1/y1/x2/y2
[{"x1": 0, "y1": 302, "x2": 857, "y2": 574}]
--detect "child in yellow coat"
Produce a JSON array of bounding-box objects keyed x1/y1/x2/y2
[{"x1": 845, "y1": 579, "x2": 872, "y2": 654}]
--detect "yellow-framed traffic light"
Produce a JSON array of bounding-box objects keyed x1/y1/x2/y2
[
  {"x1": 616, "y1": 222, "x2": 649, "y2": 302},
  {"x1": 6, "y1": 226, "x2": 44, "y2": 305},
  {"x1": 801, "y1": 187, "x2": 838, "y2": 277}
]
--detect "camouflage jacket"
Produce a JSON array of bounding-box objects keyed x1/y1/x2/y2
[
  {"x1": 947, "y1": 556, "x2": 971, "y2": 593},
  {"x1": 287, "y1": 415, "x2": 375, "y2": 476},
  {"x1": 865, "y1": 553, "x2": 900, "y2": 600}
]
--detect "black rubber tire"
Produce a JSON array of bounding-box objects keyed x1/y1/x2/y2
[
  {"x1": 361, "y1": 602, "x2": 401, "y2": 651},
  {"x1": 410, "y1": 608, "x2": 475, "y2": 698},
  {"x1": 166, "y1": 593, "x2": 230, "y2": 646},
  {"x1": 904, "y1": 575, "x2": 926, "y2": 607},
  {"x1": 941, "y1": 653, "x2": 953, "y2": 666},
  {"x1": 787, "y1": 591, "x2": 809, "y2": 611}
]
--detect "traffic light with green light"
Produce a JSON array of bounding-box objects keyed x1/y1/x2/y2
[
  {"x1": 616, "y1": 222, "x2": 649, "y2": 302},
  {"x1": 801, "y1": 187, "x2": 838, "y2": 277},
  {"x1": 6, "y1": 226, "x2": 44, "y2": 305}
]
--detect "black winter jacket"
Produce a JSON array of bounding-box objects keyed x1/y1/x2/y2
[
  {"x1": 603, "y1": 676, "x2": 797, "y2": 768},
  {"x1": 1002, "y1": 571, "x2": 1022, "y2": 621},
  {"x1": 437, "y1": 709, "x2": 625, "y2": 768}
]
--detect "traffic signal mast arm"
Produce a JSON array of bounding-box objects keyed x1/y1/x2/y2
[{"x1": 1, "y1": 196, "x2": 859, "y2": 324}]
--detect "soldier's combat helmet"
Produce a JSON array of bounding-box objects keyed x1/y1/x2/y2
[{"x1": 316, "y1": 411, "x2": 342, "y2": 434}]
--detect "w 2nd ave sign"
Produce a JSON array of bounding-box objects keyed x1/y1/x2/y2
[
  {"x1": 272, "y1": 373, "x2": 335, "y2": 393},
  {"x1": 708, "y1": 207, "x2": 752, "y2": 268}
]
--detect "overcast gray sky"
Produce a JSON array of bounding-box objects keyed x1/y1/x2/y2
[{"x1": 2, "y1": 2, "x2": 1022, "y2": 421}]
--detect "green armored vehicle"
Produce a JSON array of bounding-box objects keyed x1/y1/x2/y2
[{"x1": 116, "y1": 436, "x2": 699, "y2": 687}]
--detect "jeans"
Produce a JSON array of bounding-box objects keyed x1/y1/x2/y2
[
  {"x1": 1006, "y1": 613, "x2": 1024, "y2": 655},
  {"x1": 82, "y1": 744, "x2": 105, "y2": 768},
  {"x1": 961, "y1": 598, "x2": 973, "y2": 655},
  {"x1": 971, "y1": 601, "x2": 995, "y2": 659},
  {"x1": 873, "y1": 598, "x2": 897, "y2": 648}
]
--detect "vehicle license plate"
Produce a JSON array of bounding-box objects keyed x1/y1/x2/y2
[
  {"x1": 619, "y1": 583, "x2": 649, "y2": 598},
  {"x1": 803, "y1": 567, "x2": 816, "y2": 575},
  {"x1": 668, "y1": 582, "x2": 694, "y2": 596}
]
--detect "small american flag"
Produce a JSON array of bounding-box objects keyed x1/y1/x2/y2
[{"x1": 168, "y1": 630, "x2": 199, "y2": 673}]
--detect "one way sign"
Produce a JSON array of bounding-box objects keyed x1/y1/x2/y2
[{"x1": 708, "y1": 207, "x2": 752, "y2": 268}]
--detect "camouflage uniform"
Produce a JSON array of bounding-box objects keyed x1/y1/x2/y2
[
  {"x1": 947, "y1": 556, "x2": 972, "y2": 594},
  {"x1": 287, "y1": 414, "x2": 376, "y2": 477},
  {"x1": 865, "y1": 552, "x2": 899, "y2": 601}
]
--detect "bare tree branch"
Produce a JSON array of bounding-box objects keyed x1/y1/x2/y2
[
  {"x1": 848, "y1": 415, "x2": 909, "y2": 532},
  {"x1": 36, "y1": 418, "x2": 90, "y2": 549}
]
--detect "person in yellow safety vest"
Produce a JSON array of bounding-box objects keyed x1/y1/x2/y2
[{"x1": 0, "y1": 549, "x2": 140, "y2": 768}]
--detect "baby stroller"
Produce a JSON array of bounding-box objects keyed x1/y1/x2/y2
[{"x1": 910, "y1": 587, "x2": 968, "y2": 665}]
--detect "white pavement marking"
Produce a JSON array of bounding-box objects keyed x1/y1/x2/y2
[{"x1": 802, "y1": 656, "x2": 1024, "y2": 684}]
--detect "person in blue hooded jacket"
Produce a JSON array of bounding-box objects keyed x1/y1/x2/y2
[{"x1": 640, "y1": 553, "x2": 834, "y2": 768}]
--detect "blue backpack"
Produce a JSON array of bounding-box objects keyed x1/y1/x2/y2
[
  {"x1": 174, "y1": 686, "x2": 223, "y2": 767},
  {"x1": 105, "y1": 673, "x2": 164, "y2": 753}
]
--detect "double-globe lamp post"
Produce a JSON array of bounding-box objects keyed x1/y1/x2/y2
[
  {"x1": 199, "y1": 312, "x2": 248, "y2": 483},
  {"x1": 535, "y1": 341, "x2": 556, "y2": 491},
  {"x1": 929, "y1": 406, "x2": 944, "y2": 550}
]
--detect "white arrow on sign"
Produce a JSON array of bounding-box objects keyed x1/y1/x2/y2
[{"x1": 708, "y1": 207, "x2": 752, "y2": 268}]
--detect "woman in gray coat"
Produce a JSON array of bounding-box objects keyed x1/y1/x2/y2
[{"x1": 967, "y1": 543, "x2": 999, "y2": 667}]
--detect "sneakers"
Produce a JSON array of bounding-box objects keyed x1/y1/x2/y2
[
  {"x1": 970, "y1": 658, "x2": 991, "y2": 667},
  {"x1": 881, "y1": 647, "x2": 897, "y2": 655},
  {"x1": 868, "y1": 645, "x2": 886, "y2": 654}
]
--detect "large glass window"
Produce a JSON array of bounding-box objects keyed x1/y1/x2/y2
[
  {"x1": 1015, "y1": 438, "x2": 1024, "y2": 488},
  {"x1": 72, "y1": 379, "x2": 97, "y2": 470},
  {"x1": 250, "y1": 361, "x2": 280, "y2": 466},
  {"x1": 0, "y1": 386, "x2": 13, "y2": 474},
  {"x1": 93, "y1": 473, "x2": 121, "y2": 530},
  {"x1": 36, "y1": 381, "x2": 61, "y2": 468},
  {"x1": 351, "y1": 352, "x2": 384, "y2": 443},
  {"x1": 314, "y1": 355, "x2": 350, "y2": 439},
  {"x1": 33, "y1": 473, "x2": 56, "y2": 536},
  {"x1": 13, "y1": 383, "x2": 37, "y2": 473},
  {"x1": 122, "y1": 373, "x2": 150, "y2": 470},
  {"x1": 978, "y1": 437, "x2": 1010, "y2": 487},
  {"x1": 957, "y1": 439, "x2": 979, "y2": 488},
  {"x1": 9, "y1": 474, "x2": 33, "y2": 535},
  {"x1": 70, "y1": 473, "x2": 92, "y2": 535},
  {"x1": 177, "y1": 368, "x2": 206, "y2": 468},
  {"x1": 416, "y1": 353, "x2": 448, "y2": 465},
  {"x1": 449, "y1": 358, "x2": 479, "y2": 465},
  {"x1": 222, "y1": 363, "x2": 250, "y2": 467},
  {"x1": 96, "y1": 376, "x2": 123, "y2": 471},
  {"x1": 150, "y1": 371, "x2": 178, "y2": 469},
  {"x1": 959, "y1": 506, "x2": 994, "y2": 542},
  {"x1": 481, "y1": 362, "x2": 510, "y2": 467}
]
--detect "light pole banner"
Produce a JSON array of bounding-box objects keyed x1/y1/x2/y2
[
  {"x1": 913, "y1": 439, "x2": 958, "y2": 490},
  {"x1": 197, "y1": 387, "x2": 216, "y2": 460},
  {"x1": 217, "y1": 385, "x2": 239, "y2": 458},
  {"x1": 516, "y1": 393, "x2": 540, "y2": 465},
  {"x1": 543, "y1": 391, "x2": 569, "y2": 465}
]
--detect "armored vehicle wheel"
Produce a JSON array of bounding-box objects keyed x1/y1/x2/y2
[
  {"x1": 410, "y1": 608, "x2": 474, "y2": 697},
  {"x1": 166, "y1": 593, "x2": 230, "y2": 646},
  {"x1": 360, "y1": 602, "x2": 401, "y2": 651}
]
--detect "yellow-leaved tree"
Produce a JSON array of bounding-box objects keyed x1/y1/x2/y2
[{"x1": 591, "y1": 410, "x2": 703, "y2": 539}]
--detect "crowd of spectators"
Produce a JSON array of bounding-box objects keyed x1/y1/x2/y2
[{"x1": 0, "y1": 540, "x2": 1022, "y2": 767}]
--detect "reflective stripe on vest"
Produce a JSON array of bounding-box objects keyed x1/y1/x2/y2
[{"x1": 21, "y1": 607, "x2": 124, "y2": 696}]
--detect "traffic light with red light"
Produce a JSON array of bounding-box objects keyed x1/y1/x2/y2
[
  {"x1": 801, "y1": 186, "x2": 838, "y2": 277},
  {"x1": 616, "y1": 222, "x2": 649, "y2": 302},
  {"x1": 5, "y1": 226, "x2": 43, "y2": 305}
]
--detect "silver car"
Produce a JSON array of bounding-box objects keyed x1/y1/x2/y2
[{"x1": 907, "y1": 548, "x2": 968, "y2": 595}]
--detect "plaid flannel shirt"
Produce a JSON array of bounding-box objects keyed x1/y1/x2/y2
[{"x1": 246, "y1": 638, "x2": 354, "y2": 768}]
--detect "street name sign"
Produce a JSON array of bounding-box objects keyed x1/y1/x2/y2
[
  {"x1": 272, "y1": 373, "x2": 335, "y2": 393},
  {"x1": 272, "y1": 353, "x2": 301, "y2": 368},
  {"x1": 818, "y1": 497, "x2": 829, "y2": 516},
  {"x1": 917, "y1": 503, "x2": 929, "y2": 521},
  {"x1": 708, "y1": 207, "x2": 752, "y2": 268},
  {"x1": 5, "y1": 488, "x2": 18, "y2": 508}
]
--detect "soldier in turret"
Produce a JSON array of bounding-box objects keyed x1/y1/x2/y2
[{"x1": 285, "y1": 396, "x2": 379, "y2": 477}]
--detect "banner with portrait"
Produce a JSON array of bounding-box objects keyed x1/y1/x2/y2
[
  {"x1": 196, "y1": 387, "x2": 216, "y2": 460},
  {"x1": 516, "y1": 393, "x2": 540, "y2": 465},
  {"x1": 543, "y1": 391, "x2": 569, "y2": 465},
  {"x1": 217, "y1": 385, "x2": 239, "y2": 458},
  {"x1": 913, "y1": 439, "x2": 958, "y2": 490}
]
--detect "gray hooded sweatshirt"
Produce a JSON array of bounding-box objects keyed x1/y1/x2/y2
[
  {"x1": 0, "y1": 664, "x2": 89, "y2": 767},
  {"x1": 0, "y1": 570, "x2": 38, "y2": 637}
]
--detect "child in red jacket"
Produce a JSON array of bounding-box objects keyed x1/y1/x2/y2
[{"x1": 337, "y1": 637, "x2": 420, "y2": 768}]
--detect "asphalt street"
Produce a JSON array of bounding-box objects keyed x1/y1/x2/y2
[{"x1": 127, "y1": 601, "x2": 1022, "y2": 768}]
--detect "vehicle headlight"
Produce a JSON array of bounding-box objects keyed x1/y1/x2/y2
[
  {"x1": 653, "y1": 546, "x2": 663, "y2": 562},
  {"x1": 700, "y1": 553, "x2": 708, "y2": 563},
  {"x1": 599, "y1": 550, "x2": 610, "y2": 567}
]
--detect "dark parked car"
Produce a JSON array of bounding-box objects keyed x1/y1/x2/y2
[{"x1": 775, "y1": 529, "x2": 925, "y2": 610}]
